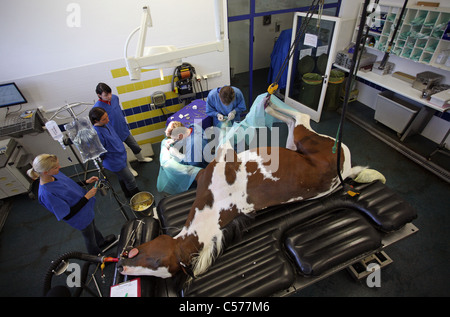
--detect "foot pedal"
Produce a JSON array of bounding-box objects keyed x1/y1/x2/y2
[{"x1": 347, "y1": 251, "x2": 393, "y2": 280}]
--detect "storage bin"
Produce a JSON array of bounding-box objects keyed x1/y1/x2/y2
[
  {"x1": 324, "y1": 69, "x2": 345, "y2": 111},
  {"x1": 374, "y1": 91, "x2": 421, "y2": 134},
  {"x1": 299, "y1": 73, "x2": 323, "y2": 110}
]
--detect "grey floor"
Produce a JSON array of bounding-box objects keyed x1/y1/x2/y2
[{"x1": 1, "y1": 72, "x2": 449, "y2": 297}]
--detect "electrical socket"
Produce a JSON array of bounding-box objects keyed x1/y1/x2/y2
[{"x1": 205, "y1": 71, "x2": 222, "y2": 79}]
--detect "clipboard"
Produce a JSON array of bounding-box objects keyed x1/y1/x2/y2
[{"x1": 110, "y1": 278, "x2": 141, "y2": 297}]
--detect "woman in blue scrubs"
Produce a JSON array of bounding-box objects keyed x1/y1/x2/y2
[
  {"x1": 27, "y1": 154, "x2": 115, "y2": 255},
  {"x1": 94, "y1": 83, "x2": 152, "y2": 176},
  {"x1": 89, "y1": 107, "x2": 140, "y2": 198}
]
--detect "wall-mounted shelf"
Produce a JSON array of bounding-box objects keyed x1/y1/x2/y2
[
  {"x1": 352, "y1": 3, "x2": 450, "y2": 71},
  {"x1": 333, "y1": 63, "x2": 449, "y2": 143}
]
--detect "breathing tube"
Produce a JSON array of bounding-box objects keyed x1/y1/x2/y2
[{"x1": 42, "y1": 251, "x2": 118, "y2": 296}]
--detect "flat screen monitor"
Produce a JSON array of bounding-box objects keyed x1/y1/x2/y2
[{"x1": 0, "y1": 83, "x2": 27, "y2": 108}]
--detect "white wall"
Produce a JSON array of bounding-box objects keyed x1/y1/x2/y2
[
  {"x1": 0, "y1": 0, "x2": 220, "y2": 81},
  {"x1": 338, "y1": 0, "x2": 360, "y2": 19},
  {"x1": 0, "y1": 0, "x2": 230, "y2": 167},
  {"x1": 229, "y1": 12, "x2": 296, "y2": 75}
]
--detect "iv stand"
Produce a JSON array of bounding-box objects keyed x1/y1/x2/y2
[
  {"x1": 48, "y1": 102, "x2": 98, "y2": 180},
  {"x1": 48, "y1": 102, "x2": 132, "y2": 221},
  {"x1": 92, "y1": 158, "x2": 131, "y2": 221}
]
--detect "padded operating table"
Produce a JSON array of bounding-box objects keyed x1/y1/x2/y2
[{"x1": 113, "y1": 179, "x2": 418, "y2": 297}]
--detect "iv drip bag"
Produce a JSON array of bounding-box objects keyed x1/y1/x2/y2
[
  {"x1": 64, "y1": 117, "x2": 107, "y2": 163},
  {"x1": 45, "y1": 120, "x2": 66, "y2": 149}
]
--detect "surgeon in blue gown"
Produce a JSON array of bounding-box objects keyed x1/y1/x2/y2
[
  {"x1": 157, "y1": 121, "x2": 208, "y2": 195},
  {"x1": 89, "y1": 107, "x2": 140, "y2": 198},
  {"x1": 167, "y1": 121, "x2": 209, "y2": 168},
  {"x1": 27, "y1": 154, "x2": 115, "y2": 255},
  {"x1": 206, "y1": 86, "x2": 246, "y2": 127}
]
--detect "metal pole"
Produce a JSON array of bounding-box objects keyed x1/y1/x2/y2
[
  {"x1": 335, "y1": 0, "x2": 371, "y2": 188},
  {"x1": 378, "y1": 0, "x2": 408, "y2": 69}
]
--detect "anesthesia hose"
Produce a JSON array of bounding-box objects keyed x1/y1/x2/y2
[{"x1": 43, "y1": 251, "x2": 118, "y2": 296}]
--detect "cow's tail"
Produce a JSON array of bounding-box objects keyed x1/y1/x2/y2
[
  {"x1": 340, "y1": 142, "x2": 368, "y2": 180},
  {"x1": 346, "y1": 165, "x2": 368, "y2": 179}
]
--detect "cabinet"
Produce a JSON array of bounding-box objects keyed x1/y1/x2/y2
[
  {"x1": 352, "y1": 3, "x2": 450, "y2": 70},
  {"x1": 374, "y1": 90, "x2": 421, "y2": 134}
]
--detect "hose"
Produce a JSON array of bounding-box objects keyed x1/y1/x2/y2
[
  {"x1": 264, "y1": 0, "x2": 321, "y2": 108},
  {"x1": 42, "y1": 251, "x2": 118, "y2": 296},
  {"x1": 335, "y1": 0, "x2": 370, "y2": 193}
]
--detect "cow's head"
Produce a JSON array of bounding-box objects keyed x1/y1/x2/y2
[{"x1": 117, "y1": 234, "x2": 194, "y2": 279}]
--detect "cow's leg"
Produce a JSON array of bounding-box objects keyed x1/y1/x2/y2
[
  {"x1": 265, "y1": 103, "x2": 321, "y2": 155},
  {"x1": 264, "y1": 106, "x2": 297, "y2": 151},
  {"x1": 268, "y1": 103, "x2": 312, "y2": 131}
]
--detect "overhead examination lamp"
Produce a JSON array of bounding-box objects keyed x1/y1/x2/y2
[{"x1": 124, "y1": 1, "x2": 225, "y2": 80}]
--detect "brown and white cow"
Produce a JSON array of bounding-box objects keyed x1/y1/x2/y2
[{"x1": 118, "y1": 105, "x2": 364, "y2": 279}]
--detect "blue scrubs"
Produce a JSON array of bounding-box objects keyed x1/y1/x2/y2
[
  {"x1": 217, "y1": 93, "x2": 285, "y2": 148},
  {"x1": 206, "y1": 86, "x2": 246, "y2": 127},
  {"x1": 38, "y1": 172, "x2": 95, "y2": 230},
  {"x1": 156, "y1": 138, "x2": 203, "y2": 195},
  {"x1": 176, "y1": 125, "x2": 208, "y2": 168},
  {"x1": 94, "y1": 94, "x2": 130, "y2": 142},
  {"x1": 156, "y1": 123, "x2": 207, "y2": 194},
  {"x1": 93, "y1": 124, "x2": 127, "y2": 172}
]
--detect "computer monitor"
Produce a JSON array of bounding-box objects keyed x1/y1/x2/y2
[{"x1": 0, "y1": 83, "x2": 27, "y2": 108}]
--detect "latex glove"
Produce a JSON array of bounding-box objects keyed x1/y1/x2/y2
[
  {"x1": 217, "y1": 113, "x2": 226, "y2": 122},
  {"x1": 227, "y1": 110, "x2": 236, "y2": 121},
  {"x1": 165, "y1": 139, "x2": 175, "y2": 149},
  {"x1": 169, "y1": 146, "x2": 185, "y2": 161}
]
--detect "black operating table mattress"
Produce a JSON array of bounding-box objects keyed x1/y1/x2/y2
[{"x1": 114, "y1": 180, "x2": 418, "y2": 297}]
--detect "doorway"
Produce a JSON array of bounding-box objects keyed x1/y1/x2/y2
[
  {"x1": 227, "y1": 0, "x2": 342, "y2": 109},
  {"x1": 284, "y1": 12, "x2": 343, "y2": 122}
]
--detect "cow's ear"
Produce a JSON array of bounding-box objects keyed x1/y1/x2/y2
[
  {"x1": 179, "y1": 261, "x2": 195, "y2": 279},
  {"x1": 128, "y1": 248, "x2": 139, "y2": 258}
]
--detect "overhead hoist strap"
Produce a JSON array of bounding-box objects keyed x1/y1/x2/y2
[{"x1": 267, "y1": 0, "x2": 323, "y2": 96}]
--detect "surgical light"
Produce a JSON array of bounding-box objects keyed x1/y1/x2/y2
[{"x1": 124, "y1": 1, "x2": 225, "y2": 80}]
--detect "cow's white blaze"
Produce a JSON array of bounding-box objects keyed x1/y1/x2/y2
[
  {"x1": 175, "y1": 143, "x2": 281, "y2": 276},
  {"x1": 121, "y1": 265, "x2": 172, "y2": 278}
]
